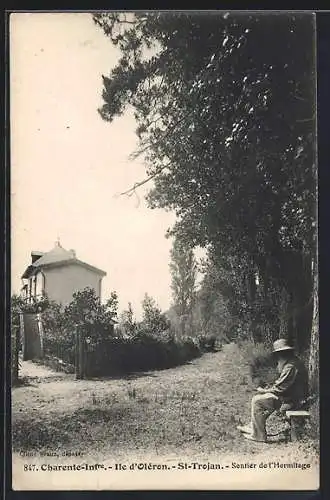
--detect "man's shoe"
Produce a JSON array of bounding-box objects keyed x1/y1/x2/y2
[
  {"x1": 237, "y1": 424, "x2": 252, "y2": 434},
  {"x1": 243, "y1": 433, "x2": 267, "y2": 443}
]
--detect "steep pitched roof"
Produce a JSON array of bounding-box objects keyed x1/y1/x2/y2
[
  {"x1": 21, "y1": 242, "x2": 106, "y2": 278},
  {"x1": 32, "y1": 244, "x2": 75, "y2": 267}
]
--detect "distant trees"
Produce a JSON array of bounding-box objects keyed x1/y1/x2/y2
[
  {"x1": 196, "y1": 259, "x2": 233, "y2": 342},
  {"x1": 169, "y1": 236, "x2": 197, "y2": 336},
  {"x1": 118, "y1": 302, "x2": 137, "y2": 337},
  {"x1": 140, "y1": 293, "x2": 170, "y2": 337}
]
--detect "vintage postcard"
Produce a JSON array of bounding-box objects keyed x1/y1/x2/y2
[{"x1": 10, "y1": 11, "x2": 319, "y2": 490}]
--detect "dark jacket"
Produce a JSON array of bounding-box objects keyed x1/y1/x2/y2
[{"x1": 268, "y1": 356, "x2": 309, "y2": 407}]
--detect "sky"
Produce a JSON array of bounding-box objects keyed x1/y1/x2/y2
[{"x1": 10, "y1": 12, "x2": 177, "y2": 318}]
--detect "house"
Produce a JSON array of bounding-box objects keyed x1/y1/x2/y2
[{"x1": 21, "y1": 240, "x2": 107, "y2": 306}]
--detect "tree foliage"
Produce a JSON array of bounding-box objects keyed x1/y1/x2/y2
[
  {"x1": 118, "y1": 302, "x2": 137, "y2": 337},
  {"x1": 63, "y1": 287, "x2": 118, "y2": 340},
  {"x1": 40, "y1": 288, "x2": 119, "y2": 347},
  {"x1": 11, "y1": 294, "x2": 26, "y2": 327},
  {"x1": 169, "y1": 236, "x2": 197, "y2": 335},
  {"x1": 11, "y1": 293, "x2": 50, "y2": 319},
  {"x1": 140, "y1": 293, "x2": 170, "y2": 337},
  {"x1": 94, "y1": 12, "x2": 317, "y2": 353},
  {"x1": 196, "y1": 258, "x2": 236, "y2": 341}
]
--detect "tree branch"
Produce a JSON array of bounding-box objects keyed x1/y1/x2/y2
[
  {"x1": 129, "y1": 112, "x2": 186, "y2": 160},
  {"x1": 129, "y1": 54, "x2": 223, "y2": 161},
  {"x1": 120, "y1": 172, "x2": 159, "y2": 196},
  {"x1": 118, "y1": 161, "x2": 172, "y2": 197}
]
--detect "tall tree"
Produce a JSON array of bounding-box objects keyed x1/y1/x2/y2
[
  {"x1": 196, "y1": 259, "x2": 232, "y2": 341},
  {"x1": 169, "y1": 236, "x2": 197, "y2": 336},
  {"x1": 140, "y1": 293, "x2": 170, "y2": 336},
  {"x1": 119, "y1": 302, "x2": 137, "y2": 337},
  {"x1": 94, "y1": 12, "x2": 317, "y2": 356}
]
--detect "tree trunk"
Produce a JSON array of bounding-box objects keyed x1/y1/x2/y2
[
  {"x1": 278, "y1": 288, "x2": 290, "y2": 339},
  {"x1": 180, "y1": 315, "x2": 186, "y2": 338},
  {"x1": 308, "y1": 259, "x2": 319, "y2": 394},
  {"x1": 257, "y1": 262, "x2": 274, "y2": 344},
  {"x1": 37, "y1": 313, "x2": 44, "y2": 358},
  {"x1": 285, "y1": 251, "x2": 312, "y2": 353},
  {"x1": 75, "y1": 326, "x2": 85, "y2": 380},
  {"x1": 246, "y1": 268, "x2": 258, "y2": 342}
]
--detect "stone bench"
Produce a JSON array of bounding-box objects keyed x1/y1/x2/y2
[{"x1": 285, "y1": 410, "x2": 310, "y2": 441}]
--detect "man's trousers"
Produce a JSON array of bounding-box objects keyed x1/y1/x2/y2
[{"x1": 250, "y1": 392, "x2": 281, "y2": 441}]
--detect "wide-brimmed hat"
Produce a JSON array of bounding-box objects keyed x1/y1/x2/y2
[{"x1": 272, "y1": 338, "x2": 294, "y2": 353}]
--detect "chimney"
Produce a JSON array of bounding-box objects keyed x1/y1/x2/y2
[
  {"x1": 70, "y1": 249, "x2": 76, "y2": 258},
  {"x1": 31, "y1": 251, "x2": 44, "y2": 264}
]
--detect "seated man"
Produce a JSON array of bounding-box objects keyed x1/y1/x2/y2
[{"x1": 237, "y1": 338, "x2": 309, "y2": 442}]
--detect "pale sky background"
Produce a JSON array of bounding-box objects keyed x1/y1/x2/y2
[{"x1": 10, "y1": 12, "x2": 179, "y2": 318}]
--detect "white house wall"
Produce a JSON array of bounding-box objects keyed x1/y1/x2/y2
[
  {"x1": 35, "y1": 271, "x2": 44, "y2": 297},
  {"x1": 43, "y1": 263, "x2": 103, "y2": 306}
]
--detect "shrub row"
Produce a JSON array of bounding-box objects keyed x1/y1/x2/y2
[
  {"x1": 84, "y1": 335, "x2": 202, "y2": 377},
  {"x1": 42, "y1": 326, "x2": 220, "y2": 377}
]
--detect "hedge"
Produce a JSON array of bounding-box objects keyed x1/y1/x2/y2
[{"x1": 84, "y1": 335, "x2": 201, "y2": 377}]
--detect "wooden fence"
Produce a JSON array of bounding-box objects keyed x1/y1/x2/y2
[{"x1": 11, "y1": 323, "x2": 20, "y2": 385}]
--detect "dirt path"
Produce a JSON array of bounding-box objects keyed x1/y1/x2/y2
[
  {"x1": 12, "y1": 344, "x2": 319, "y2": 490},
  {"x1": 19, "y1": 360, "x2": 71, "y2": 380}
]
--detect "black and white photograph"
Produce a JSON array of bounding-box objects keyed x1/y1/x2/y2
[{"x1": 10, "y1": 11, "x2": 319, "y2": 490}]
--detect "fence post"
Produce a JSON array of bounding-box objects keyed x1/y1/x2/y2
[
  {"x1": 37, "y1": 313, "x2": 44, "y2": 358},
  {"x1": 79, "y1": 329, "x2": 85, "y2": 380},
  {"x1": 20, "y1": 312, "x2": 27, "y2": 360},
  {"x1": 75, "y1": 325, "x2": 80, "y2": 379},
  {"x1": 16, "y1": 324, "x2": 20, "y2": 379},
  {"x1": 75, "y1": 325, "x2": 85, "y2": 380}
]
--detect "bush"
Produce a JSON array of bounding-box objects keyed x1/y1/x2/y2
[
  {"x1": 41, "y1": 301, "x2": 75, "y2": 365},
  {"x1": 64, "y1": 288, "x2": 118, "y2": 342},
  {"x1": 239, "y1": 340, "x2": 277, "y2": 387},
  {"x1": 40, "y1": 288, "x2": 118, "y2": 367},
  {"x1": 35, "y1": 289, "x2": 203, "y2": 377},
  {"x1": 197, "y1": 334, "x2": 218, "y2": 352}
]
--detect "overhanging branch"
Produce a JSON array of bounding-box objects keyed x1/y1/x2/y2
[
  {"x1": 120, "y1": 172, "x2": 159, "y2": 196},
  {"x1": 118, "y1": 161, "x2": 171, "y2": 198}
]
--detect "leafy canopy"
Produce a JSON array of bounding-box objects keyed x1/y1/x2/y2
[
  {"x1": 94, "y1": 12, "x2": 316, "y2": 268},
  {"x1": 94, "y1": 12, "x2": 316, "y2": 345}
]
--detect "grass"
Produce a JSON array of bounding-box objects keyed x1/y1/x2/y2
[{"x1": 12, "y1": 343, "x2": 319, "y2": 463}]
